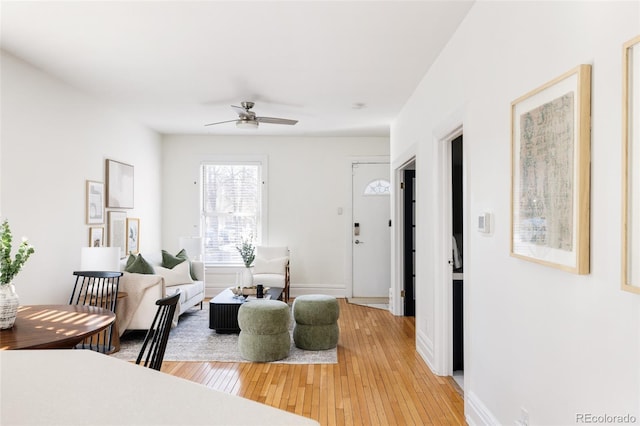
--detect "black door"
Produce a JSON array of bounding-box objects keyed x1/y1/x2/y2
[{"x1": 403, "y1": 170, "x2": 416, "y2": 316}]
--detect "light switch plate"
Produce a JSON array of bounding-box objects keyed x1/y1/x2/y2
[{"x1": 478, "y1": 212, "x2": 491, "y2": 233}]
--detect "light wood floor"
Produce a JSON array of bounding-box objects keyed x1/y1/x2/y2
[{"x1": 161, "y1": 298, "x2": 465, "y2": 425}]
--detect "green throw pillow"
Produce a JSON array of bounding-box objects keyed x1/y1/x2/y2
[
  {"x1": 125, "y1": 253, "x2": 137, "y2": 269},
  {"x1": 125, "y1": 254, "x2": 155, "y2": 274},
  {"x1": 161, "y1": 250, "x2": 187, "y2": 269},
  {"x1": 178, "y1": 249, "x2": 199, "y2": 281},
  {"x1": 162, "y1": 249, "x2": 198, "y2": 280}
]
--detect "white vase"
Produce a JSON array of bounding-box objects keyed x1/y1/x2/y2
[
  {"x1": 241, "y1": 267, "x2": 254, "y2": 287},
  {"x1": 0, "y1": 284, "x2": 19, "y2": 329}
]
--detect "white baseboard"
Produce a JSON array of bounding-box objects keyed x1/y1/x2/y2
[
  {"x1": 465, "y1": 391, "x2": 500, "y2": 426},
  {"x1": 415, "y1": 329, "x2": 438, "y2": 374},
  {"x1": 290, "y1": 284, "x2": 346, "y2": 298},
  {"x1": 205, "y1": 284, "x2": 347, "y2": 299}
]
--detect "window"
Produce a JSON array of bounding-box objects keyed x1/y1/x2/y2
[
  {"x1": 363, "y1": 179, "x2": 391, "y2": 195},
  {"x1": 201, "y1": 161, "x2": 265, "y2": 265}
]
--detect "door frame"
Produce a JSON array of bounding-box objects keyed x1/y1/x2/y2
[
  {"x1": 346, "y1": 155, "x2": 390, "y2": 299},
  {"x1": 434, "y1": 122, "x2": 465, "y2": 377},
  {"x1": 391, "y1": 147, "x2": 417, "y2": 316}
]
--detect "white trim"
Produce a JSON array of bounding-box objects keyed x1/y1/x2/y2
[
  {"x1": 465, "y1": 391, "x2": 500, "y2": 426},
  {"x1": 391, "y1": 145, "x2": 417, "y2": 317},
  {"x1": 432, "y1": 111, "x2": 464, "y2": 377},
  {"x1": 415, "y1": 328, "x2": 437, "y2": 373},
  {"x1": 205, "y1": 283, "x2": 347, "y2": 299}
]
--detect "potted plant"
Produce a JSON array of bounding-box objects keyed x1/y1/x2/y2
[
  {"x1": 236, "y1": 235, "x2": 255, "y2": 287},
  {"x1": 1, "y1": 220, "x2": 35, "y2": 329}
]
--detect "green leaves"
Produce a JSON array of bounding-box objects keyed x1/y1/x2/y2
[
  {"x1": 236, "y1": 235, "x2": 255, "y2": 268},
  {"x1": 0, "y1": 220, "x2": 35, "y2": 285}
]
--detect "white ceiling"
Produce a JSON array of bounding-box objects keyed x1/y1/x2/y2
[{"x1": 0, "y1": 1, "x2": 473, "y2": 137}]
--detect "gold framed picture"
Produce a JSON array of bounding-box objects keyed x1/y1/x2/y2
[
  {"x1": 86, "y1": 180, "x2": 104, "y2": 224},
  {"x1": 622, "y1": 35, "x2": 640, "y2": 293},
  {"x1": 126, "y1": 218, "x2": 140, "y2": 255},
  {"x1": 510, "y1": 65, "x2": 591, "y2": 274},
  {"x1": 89, "y1": 227, "x2": 104, "y2": 247},
  {"x1": 108, "y1": 211, "x2": 127, "y2": 258}
]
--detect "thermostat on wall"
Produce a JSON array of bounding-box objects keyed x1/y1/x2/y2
[{"x1": 478, "y1": 213, "x2": 491, "y2": 233}]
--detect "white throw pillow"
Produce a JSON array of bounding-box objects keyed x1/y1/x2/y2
[
  {"x1": 155, "y1": 261, "x2": 193, "y2": 287},
  {"x1": 253, "y1": 256, "x2": 288, "y2": 274}
]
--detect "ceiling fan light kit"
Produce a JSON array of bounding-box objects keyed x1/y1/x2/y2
[
  {"x1": 205, "y1": 101, "x2": 298, "y2": 130},
  {"x1": 236, "y1": 119, "x2": 259, "y2": 129}
]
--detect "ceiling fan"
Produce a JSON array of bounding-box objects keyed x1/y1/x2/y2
[{"x1": 205, "y1": 101, "x2": 298, "y2": 129}]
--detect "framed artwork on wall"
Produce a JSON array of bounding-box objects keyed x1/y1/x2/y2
[
  {"x1": 89, "y1": 227, "x2": 104, "y2": 247},
  {"x1": 126, "y1": 218, "x2": 140, "y2": 255},
  {"x1": 510, "y1": 64, "x2": 591, "y2": 274},
  {"x1": 108, "y1": 211, "x2": 127, "y2": 258},
  {"x1": 622, "y1": 35, "x2": 640, "y2": 294},
  {"x1": 86, "y1": 180, "x2": 104, "y2": 224},
  {"x1": 106, "y1": 159, "x2": 134, "y2": 209}
]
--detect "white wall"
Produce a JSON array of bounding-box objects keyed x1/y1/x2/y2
[
  {"x1": 0, "y1": 51, "x2": 162, "y2": 304},
  {"x1": 391, "y1": 1, "x2": 640, "y2": 425},
  {"x1": 161, "y1": 134, "x2": 389, "y2": 296}
]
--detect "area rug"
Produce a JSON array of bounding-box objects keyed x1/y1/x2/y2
[{"x1": 111, "y1": 306, "x2": 337, "y2": 364}]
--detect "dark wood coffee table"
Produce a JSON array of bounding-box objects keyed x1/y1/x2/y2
[{"x1": 209, "y1": 287, "x2": 283, "y2": 333}]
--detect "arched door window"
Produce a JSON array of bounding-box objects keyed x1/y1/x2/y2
[{"x1": 363, "y1": 179, "x2": 390, "y2": 195}]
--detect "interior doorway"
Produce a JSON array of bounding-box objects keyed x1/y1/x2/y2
[
  {"x1": 451, "y1": 135, "x2": 464, "y2": 389},
  {"x1": 403, "y1": 168, "x2": 416, "y2": 316}
]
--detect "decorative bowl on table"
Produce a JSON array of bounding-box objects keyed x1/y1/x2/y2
[{"x1": 241, "y1": 286, "x2": 270, "y2": 296}]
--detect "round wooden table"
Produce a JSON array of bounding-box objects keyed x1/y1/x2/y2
[{"x1": 0, "y1": 304, "x2": 116, "y2": 350}]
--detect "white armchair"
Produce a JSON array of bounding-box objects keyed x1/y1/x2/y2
[{"x1": 252, "y1": 246, "x2": 290, "y2": 302}]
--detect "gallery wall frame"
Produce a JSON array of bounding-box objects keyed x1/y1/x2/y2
[
  {"x1": 106, "y1": 159, "x2": 134, "y2": 209},
  {"x1": 89, "y1": 227, "x2": 104, "y2": 247},
  {"x1": 622, "y1": 35, "x2": 640, "y2": 294},
  {"x1": 86, "y1": 180, "x2": 104, "y2": 224},
  {"x1": 510, "y1": 64, "x2": 591, "y2": 274},
  {"x1": 108, "y1": 211, "x2": 127, "y2": 258},
  {"x1": 126, "y1": 218, "x2": 140, "y2": 255}
]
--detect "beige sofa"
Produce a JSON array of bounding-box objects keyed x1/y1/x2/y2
[{"x1": 115, "y1": 252, "x2": 205, "y2": 333}]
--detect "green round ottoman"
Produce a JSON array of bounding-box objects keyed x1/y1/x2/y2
[
  {"x1": 238, "y1": 300, "x2": 291, "y2": 362},
  {"x1": 292, "y1": 294, "x2": 339, "y2": 350}
]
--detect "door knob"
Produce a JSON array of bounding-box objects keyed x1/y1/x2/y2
[{"x1": 355, "y1": 240, "x2": 364, "y2": 244}]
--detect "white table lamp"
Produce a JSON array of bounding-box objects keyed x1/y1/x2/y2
[
  {"x1": 179, "y1": 237, "x2": 203, "y2": 261},
  {"x1": 80, "y1": 247, "x2": 121, "y2": 271}
]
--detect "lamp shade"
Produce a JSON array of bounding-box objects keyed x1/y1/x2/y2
[
  {"x1": 179, "y1": 237, "x2": 203, "y2": 261},
  {"x1": 80, "y1": 247, "x2": 121, "y2": 271}
]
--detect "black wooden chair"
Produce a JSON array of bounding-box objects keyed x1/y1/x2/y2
[
  {"x1": 69, "y1": 271, "x2": 123, "y2": 353},
  {"x1": 136, "y1": 291, "x2": 181, "y2": 371}
]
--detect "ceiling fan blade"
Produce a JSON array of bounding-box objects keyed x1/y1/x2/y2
[
  {"x1": 231, "y1": 105, "x2": 255, "y2": 119},
  {"x1": 204, "y1": 119, "x2": 237, "y2": 127},
  {"x1": 256, "y1": 116, "x2": 298, "y2": 125}
]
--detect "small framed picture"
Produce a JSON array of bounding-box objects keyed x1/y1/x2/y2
[
  {"x1": 126, "y1": 218, "x2": 140, "y2": 255},
  {"x1": 108, "y1": 211, "x2": 127, "y2": 258},
  {"x1": 86, "y1": 180, "x2": 105, "y2": 224},
  {"x1": 89, "y1": 227, "x2": 105, "y2": 247}
]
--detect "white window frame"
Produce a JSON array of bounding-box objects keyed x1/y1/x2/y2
[{"x1": 200, "y1": 156, "x2": 268, "y2": 267}]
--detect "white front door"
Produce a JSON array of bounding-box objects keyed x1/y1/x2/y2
[{"x1": 352, "y1": 162, "x2": 391, "y2": 297}]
